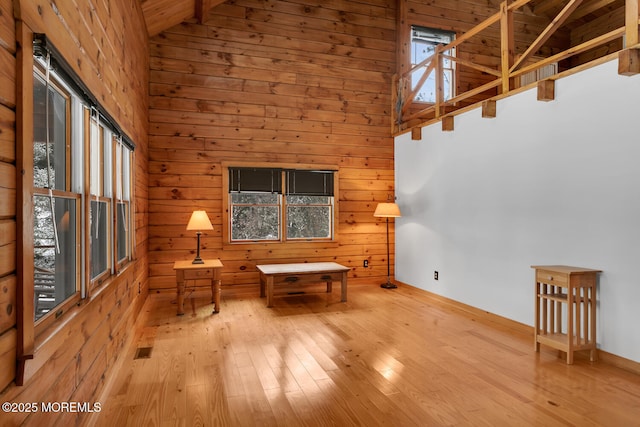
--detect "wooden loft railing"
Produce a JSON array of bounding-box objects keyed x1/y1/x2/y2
[{"x1": 392, "y1": 0, "x2": 640, "y2": 136}]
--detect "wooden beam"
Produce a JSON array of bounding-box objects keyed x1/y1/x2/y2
[
  {"x1": 411, "y1": 127, "x2": 422, "y2": 140},
  {"x1": 402, "y1": 60, "x2": 437, "y2": 116},
  {"x1": 195, "y1": 0, "x2": 206, "y2": 24},
  {"x1": 482, "y1": 100, "x2": 497, "y2": 118},
  {"x1": 195, "y1": 0, "x2": 226, "y2": 24},
  {"x1": 537, "y1": 79, "x2": 555, "y2": 101},
  {"x1": 500, "y1": 1, "x2": 514, "y2": 94},
  {"x1": 571, "y1": 0, "x2": 620, "y2": 22},
  {"x1": 446, "y1": 54, "x2": 502, "y2": 77},
  {"x1": 442, "y1": 116, "x2": 454, "y2": 132},
  {"x1": 511, "y1": 28, "x2": 624, "y2": 80},
  {"x1": 534, "y1": 0, "x2": 568, "y2": 15},
  {"x1": 435, "y1": 45, "x2": 444, "y2": 118},
  {"x1": 618, "y1": 48, "x2": 640, "y2": 75},
  {"x1": 512, "y1": 0, "x2": 584, "y2": 73},
  {"x1": 397, "y1": 0, "x2": 409, "y2": 76},
  {"x1": 142, "y1": 0, "x2": 194, "y2": 37},
  {"x1": 625, "y1": 0, "x2": 639, "y2": 47}
]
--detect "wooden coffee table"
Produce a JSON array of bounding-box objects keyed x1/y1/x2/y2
[{"x1": 256, "y1": 262, "x2": 350, "y2": 308}]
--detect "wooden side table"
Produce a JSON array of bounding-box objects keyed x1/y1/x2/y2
[
  {"x1": 532, "y1": 265, "x2": 601, "y2": 364},
  {"x1": 173, "y1": 259, "x2": 223, "y2": 315}
]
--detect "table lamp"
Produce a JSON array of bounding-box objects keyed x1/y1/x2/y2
[
  {"x1": 374, "y1": 202, "x2": 402, "y2": 289},
  {"x1": 187, "y1": 210, "x2": 213, "y2": 264}
]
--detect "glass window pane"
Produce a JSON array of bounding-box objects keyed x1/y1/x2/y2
[
  {"x1": 287, "y1": 206, "x2": 331, "y2": 239},
  {"x1": 412, "y1": 69, "x2": 436, "y2": 103},
  {"x1": 230, "y1": 193, "x2": 280, "y2": 241},
  {"x1": 231, "y1": 206, "x2": 280, "y2": 241},
  {"x1": 90, "y1": 200, "x2": 110, "y2": 279},
  {"x1": 231, "y1": 193, "x2": 279, "y2": 204},
  {"x1": 286, "y1": 194, "x2": 332, "y2": 239},
  {"x1": 89, "y1": 119, "x2": 101, "y2": 195},
  {"x1": 34, "y1": 196, "x2": 77, "y2": 321},
  {"x1": 122, "y1": 148, "x2": 131, "y2": 200},
  {"x1": 33, "y1": 73, "x2": 68, "y2": 190},
  {"x1": 117, "y1": 202, "x2": 128, "y2": 262},
  {"x1": 287, "y1": 195, "x2": 330, "y2": 205}
]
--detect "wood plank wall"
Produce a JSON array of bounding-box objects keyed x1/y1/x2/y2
[
  {"x1": 399, "y1": 0, "x2": 577, "y2": 114},
  {"x1": 0, "y1": 0, "x2": 150, "y2": 425},
  {"x1": 147, "y1": 0, "x2": 592, "y2": 293},
  {"x1": 148, "y1": 0, "x2": 398, "y2": 292}
]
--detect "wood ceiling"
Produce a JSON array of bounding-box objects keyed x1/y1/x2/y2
[
  {"x1": 524, "y1": 0, "x2": 625, "y2": 30},
  {"x1": 140, "y1": 0, "x2": 226, "y2": 36},
  {"x1": 141, "y1": 0, "x2": 626, "y2": 38}
]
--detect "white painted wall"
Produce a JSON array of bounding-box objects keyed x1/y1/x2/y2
[{"x1": 394, "y1": 60, "x2": 640, "y2": 363}]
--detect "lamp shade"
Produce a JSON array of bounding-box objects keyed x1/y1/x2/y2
[
  {"x1": 373, "y1": 202, "x2": 401, "y2": 218},
  {"x1": 186, "y1": 210, "x2": 214, "y2": 231}
]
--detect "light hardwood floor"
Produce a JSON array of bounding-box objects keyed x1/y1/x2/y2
[{"x1": 89, "y1": 283, "x2": 640, "y2": 426}]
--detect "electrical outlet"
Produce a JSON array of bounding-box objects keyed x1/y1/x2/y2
[
  {"x1": 363, "y1": 260, "x2": 369, "y2": 268},
  {"x1": 434, "y1": 271, "x2": 439, "y2": 280}
]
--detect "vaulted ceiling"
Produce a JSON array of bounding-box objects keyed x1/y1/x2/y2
[
  {"x1": 140, "y1": 0, "x2": 226, "y2": 36},
  {"x1": 140, "y1": 0, "x2": 626, "y2": 37}
]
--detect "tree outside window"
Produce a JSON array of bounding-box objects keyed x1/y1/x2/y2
[{"x1": 228, "y1": 167, "x2": 336, "y2": 243}]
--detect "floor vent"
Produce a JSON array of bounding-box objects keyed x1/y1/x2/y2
[{"x1": 134, "y1": 347, "x2": 153, "y2": 359}]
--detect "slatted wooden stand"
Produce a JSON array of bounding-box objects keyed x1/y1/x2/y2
[{"x1": 532, "y1": 265, "x2": 601, "y2": 364}]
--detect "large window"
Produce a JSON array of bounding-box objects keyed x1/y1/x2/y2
[
  {"x1": 31, "y1": 39, "x2": 135, "y2": 324},
  {"x1": 33, "y1": 61, "x2": 81, "y2": 321},
  {"x1": 411, "y1": 26, "x2": 456, "y2": 103},
  {"x1": 227, "y1": 167, "x2": 336, "y2": 243}
]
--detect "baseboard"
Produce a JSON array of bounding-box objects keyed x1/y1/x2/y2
[{"x1": 395, "y1": 280, "x2": 640, "y2": 375}]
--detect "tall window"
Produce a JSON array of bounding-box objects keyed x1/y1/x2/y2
[
  {"x1": 89, "y1": 116, "x2": 111, "y2": 282},
  {"x1": 32, "y1": 38, "x2": 135, "y2": 324},
  {"x1": 33, "y1": 61, "x2": 81, "y2": 321},
  {"x1": 115, "y1": 139, "x2": 132, "y2": 264},
  {"x1": 411, "y1": 26, "x2": 456, "y2": 103},
  {"x1": 227, "y1": 167, "x2": 336, "y2": 242}
]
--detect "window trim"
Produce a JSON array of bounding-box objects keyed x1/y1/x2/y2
[{"x1": 222, "y1": 162, "x2": 339, "y2": 247}]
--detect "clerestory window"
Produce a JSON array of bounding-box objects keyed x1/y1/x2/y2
[{"x1": 411, "y1": 26, "x2": 456, "y2": 103}]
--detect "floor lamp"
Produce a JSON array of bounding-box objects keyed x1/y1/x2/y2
[
  {"x1": 374, "y1": 202, "x2": 402, "y2": 289},
  {"x1": 187, "y1": 210, "x2": 213, "y2": 264}
]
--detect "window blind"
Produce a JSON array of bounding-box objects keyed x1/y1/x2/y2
[
  {"x1": 286, "y1": 170, "x2": 334, "y2": 196},
  {"x1": 33, "y1": 33, "x2": 135, "y2": 151},
  {"x1": 228, "y1": 168, "x2": 282, "y2": 193}
]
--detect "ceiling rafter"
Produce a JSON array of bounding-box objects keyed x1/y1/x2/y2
[{"x1": 140, "y1": 0, "x2": 226, "y2": 36}]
